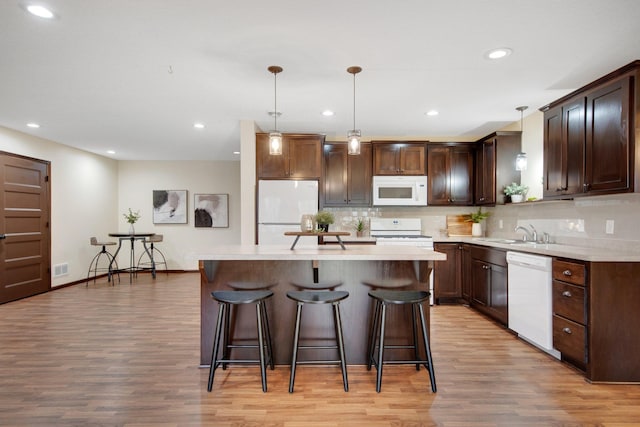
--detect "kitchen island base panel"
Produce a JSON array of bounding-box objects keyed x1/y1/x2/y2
[{"x1": 200, "y1": 259, "x2": 433, "y2": 366}]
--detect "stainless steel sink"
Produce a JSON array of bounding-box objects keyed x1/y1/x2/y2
[
  {"x1": 472, "y1": 238, "x2": 518, "y2": 244},
  {"x1": 508, "y1": 242, "x2": 564, "y2": 250}
]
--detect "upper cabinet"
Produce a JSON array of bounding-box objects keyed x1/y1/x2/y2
[
  {"x1": 427, "y1": 144, "x2": 474, "y2": 206},
  {"x1": 372, "y1": 142, "x2": 426, "y2": 175},
  {"x1": 322, "y1": 142, "x2": 372, "y2": 207},
  {"x1": 256, "y1": 133, "x2": 323, "y2": 179},
  {"x1": 475, "y1": 131, "x2": 521, "y2": 205},
  {"x1": 542, "y1": 61, "x2": 639, "y2": 199}
]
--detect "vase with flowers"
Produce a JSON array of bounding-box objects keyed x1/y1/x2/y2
[
  {"x1": 123, "y1": 208, "x2": 141, "y2": 234},
  {"x1": 503, "y1": 182, "x2": 529, "y2": 203},
  {"x1": 465, "y1": 208, "x2": 490, "y2": 237}
]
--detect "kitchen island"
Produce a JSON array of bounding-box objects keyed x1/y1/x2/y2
[{"x1": 197, "y1": 245, "x2": 446, "y2": 366}]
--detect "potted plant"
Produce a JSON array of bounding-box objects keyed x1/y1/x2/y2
[
  {"x1": 354, "y1": 218, "x2": 366, "y2": 237},
  {"x1": 315, "y1": 210, "x2": 335, "y2": 232},
  {"x1": 504, "y1": 182, "x2": 529, "y2": 203},
  {"x1": 465, "y1": 208, "x2": 490, "y2": 237},
  {"x1": 123, "y1": 208, "x2": 141, "y2": 234}
]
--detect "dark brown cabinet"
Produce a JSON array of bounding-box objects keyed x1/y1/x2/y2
[
  {"x1": 433, "y1": 243, "x2": 463, "y2": 303},
  {"x1": 372, "y1": 142, "x2": 426, "y2": 175},
  {"x1": 256, "y1": 133, "x2": 323, "y2": 179},
  {"x1": 427, "y1": 144, "x2": 474, "y2": 206},
  {"x1": 322, "y1": 142, "x2": 372, "y2": 207},
  {"x1": 552, "y1": 259, "x2": 587, "y2": 369},
  {"x1": 584, "y1": 76, "x2": 631, "y2": 194},
  {"x1": 542, "y1": 62, "x2": 638, "y2": 199},
  {"x1": 558, "y1": 258, "x2": 640, "y2": 383},
  {"x1": 461, "y1": 244, "x2": 472, "y2": 301},
  {"x1": 469, "y1": 245, "x2": 508, "y2": 325},
  {"x1": 475, "y1": 132, "x2": 521, "y2": 205}
]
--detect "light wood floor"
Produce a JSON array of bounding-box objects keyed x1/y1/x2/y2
[{"x1": 1, "y1": 273, "x2": 639, "y2": 426}]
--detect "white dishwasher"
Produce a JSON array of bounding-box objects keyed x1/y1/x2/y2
[{"x1": 506, "y1": 251, "x2": 560, "y2": 359}]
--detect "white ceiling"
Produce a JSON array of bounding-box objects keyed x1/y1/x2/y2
[{"x1": 1, "y1": 0, "x2": 639, "y2": 161}]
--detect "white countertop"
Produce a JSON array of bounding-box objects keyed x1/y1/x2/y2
[
  {"x1": 434, "y1": 236, "x2": 640, "y2": 262},
  {"x1": 192, "y1": 244, "x2": 447, "y2": 261}
]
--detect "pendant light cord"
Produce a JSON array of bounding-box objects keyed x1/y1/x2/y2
[
  {"x1": 274, "y1": 72, "x2": 278, "y2": 131},
  {"x1": 352, "y1": 72, "x2": 356, "y2": 130}
]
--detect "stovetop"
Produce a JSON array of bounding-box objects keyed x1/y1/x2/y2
[{"x1": 373, "y1": 234, "x2": 432, "y2": 239}]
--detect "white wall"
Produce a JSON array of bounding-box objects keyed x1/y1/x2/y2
[
  {"x1": 117, "y1": 160, "x2": 241, "y2": 270},
  {"x1": 0, "y1": 126, "x2": 119, "y2": 287}
]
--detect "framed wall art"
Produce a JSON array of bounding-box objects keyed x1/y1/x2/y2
[
  {"x1": 152, "y1": 190, "x2": 188, "y2": 224},
  {"x1": 194, "y1": 193, "x2": 229, "y2": 228}
]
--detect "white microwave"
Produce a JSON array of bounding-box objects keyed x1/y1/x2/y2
[{"x1": 372, "y1": 175, "x2": 428, "y2": 206}]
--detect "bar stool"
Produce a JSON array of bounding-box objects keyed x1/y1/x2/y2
[
  {"x1": 362, "y1": 278, "x2": 413, "y2": 363},
  {"x1": 225, "y1": 282, "x2": 276, "y2": 364},
  {"x1": 207, "y1": 290, "x2": 274, "y2": 392},
  {"x1": 136, "y1": 234, "x2": 167, "y2": 275},
  {"x1": 367, "y1": 290, "x2": 436, "y2": 393},
  {"x1": 291, "y1": 280, "x2": 343, "y2": 291},
  {"x1": 86, "y1": 237, "x2": 120, "y2": 285},
  {"x1": 287, "y1": 287, "x2": 349, "y2": 393}
]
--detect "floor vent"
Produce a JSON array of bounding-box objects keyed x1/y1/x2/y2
[{"x1": 53, "y1": 263, "x2": 69, "y2": 277}]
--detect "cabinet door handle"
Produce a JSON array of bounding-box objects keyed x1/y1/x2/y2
[
  {"x1": 482, "y1": 265, "x2": 490, "y2": 270},
  {"x1": 562, "y1": 327, "x2": 572, "y2": 335},
  {"x1": 563, "y1": 270, "x2": 572, "y2": 276},
  {"x1": 562, "y1": 290, "x2": 572, "y2": 297}
]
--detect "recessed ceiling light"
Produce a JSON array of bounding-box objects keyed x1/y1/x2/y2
[
  {"x1": 425, "y1": 110, "x2": 439, "y2": 116},
  {"x1": 322, "y1": 110, "x2": 334, "y2": 117},
  {"x1": 233, "y1": 151, "x2": 240, "y2": 155},
  {"x1": 485, "y1": 48, "x2": 512, "y2": 60},
  {"x1": 107, "y1": 150, "x2": 116, "y2": 155},
  {"x1": 193, "y1": 123, "x2": 205, "y2": 129},
  {"x1": 26, "y1": 122, "x2": 40, "y2": 128},
  {"x1": 26, "y1": 5, "x2": 55, "y2": 19}
]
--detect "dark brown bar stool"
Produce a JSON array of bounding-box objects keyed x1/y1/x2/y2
[
  {"x1": 287, "y1": 288, "x2": 349, "y2": 393},
  {"x1": 291, "y1": 280, "x2": 343, "y2": 291},
  {"x1": 367, "y1": 290, "x2": 436, "y2": 393},
  {"x1": 362, "y1": 278, "x2": 413, "y2": 363},
  {"x1": 207, "y1": 290, "x2": 274, "y2": 392}
]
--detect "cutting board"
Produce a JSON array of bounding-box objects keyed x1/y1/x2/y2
[{"x1": 446, "y1": 215, "x2": 472, "y2": 237}]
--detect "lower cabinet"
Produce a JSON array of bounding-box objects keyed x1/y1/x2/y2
[
  {"x1": 552, "y1": 259, "x2": 587, "y2": 370},
  {"x1": 433, "y1": 243, "x2": 462, "y2": 303},
  {"x1": 551, "y1": 258, "x2": 640, "y2": 382},
  {"x1": 469, "y1": 245, "x2": 508, "y2": 325}
]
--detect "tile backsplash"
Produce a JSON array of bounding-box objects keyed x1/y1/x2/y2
[{"x1": 324, "y1": 193, "x2": 640, "y2": 251}]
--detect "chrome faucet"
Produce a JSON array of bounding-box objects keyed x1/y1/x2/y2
[{"x1": 514, "y1": 224, "x2": 537, "y2": 242}]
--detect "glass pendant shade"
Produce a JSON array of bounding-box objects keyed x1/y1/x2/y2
[
  {"x1": 515, "y1": 105, "x2": 528, "y2": 171},
  {"x1": 269, "y1": 131, "x2": 283, "y2": 155},
  {"x1": 515, "y1": 152, "x2": 527, "y2": 171},
  {"x1": 347, "y1": 130, "x2": 361, "y2": 155},
  {"x1": 346, "y1": 66, "x2": 363, "y2": 156}
]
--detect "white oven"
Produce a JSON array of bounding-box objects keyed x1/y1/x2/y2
[{"x1": 372, "y1": 175, "x2": 428, "y2": 206}]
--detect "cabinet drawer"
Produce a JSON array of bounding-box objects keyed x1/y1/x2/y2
[
  {"x1": 552, "y1": 281, "x2": 586, "y2": 324},
  {"x1": 553, "y1": 315, "x2": 586, "y2": 364},
  {"x1": 553, "y1": 260, "x2": 586, "y2": 286}
]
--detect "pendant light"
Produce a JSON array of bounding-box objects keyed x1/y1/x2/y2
[
  {"x1": 268, "y1": 65, "x2": 283, "y2": 155},
  {"x1": 515, "y1": 106, "x2": 528, "y2": 171},
  {"x1": 347, "y1": 66, "x2": 362, "y2": 155}
]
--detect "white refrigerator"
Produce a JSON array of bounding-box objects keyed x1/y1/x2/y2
[{"x1": 257, "y1": 180, "x2": 319, "y2": 246}]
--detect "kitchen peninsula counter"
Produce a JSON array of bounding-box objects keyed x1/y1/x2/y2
[{"x1": 198, "y1": 245, "x2": 446, "y2": 366}]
